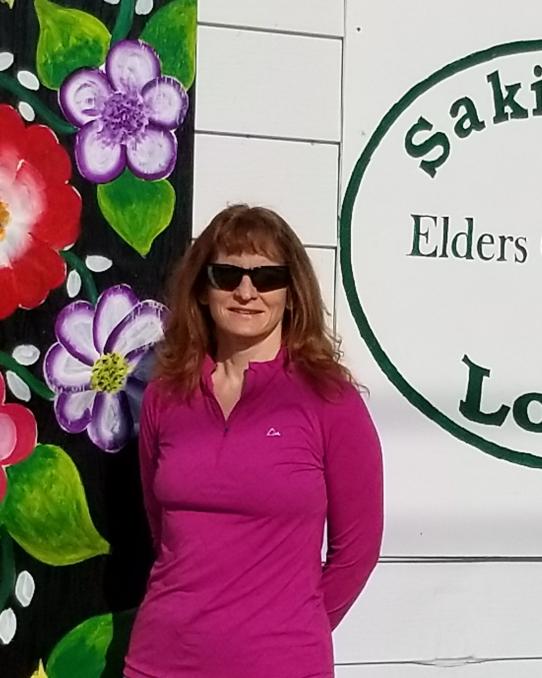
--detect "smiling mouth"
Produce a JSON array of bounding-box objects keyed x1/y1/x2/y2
[{"x1": 229, "y1": 308, "x2": 262, "y2": 315}]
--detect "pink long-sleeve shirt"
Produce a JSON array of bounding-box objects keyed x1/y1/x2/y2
[{"x1": 124, "y1": 348, "x2": 383, "y2": 678}]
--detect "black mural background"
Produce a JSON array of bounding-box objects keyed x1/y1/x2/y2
[{"x1": 0, "y1": 1, "x2": 194, "y2": 674}]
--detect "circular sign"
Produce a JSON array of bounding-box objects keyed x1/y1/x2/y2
[{"x1": 341, "y1": 40, "x2": 542, "y2": 468}]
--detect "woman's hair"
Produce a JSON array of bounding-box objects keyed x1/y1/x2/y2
[{"x1": 155, "y1": 204, "x2": 358, "y2": 394}]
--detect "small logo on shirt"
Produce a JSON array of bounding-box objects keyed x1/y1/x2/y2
[{"x1": 266, "y1": 427, "x2": 281, "y2": 437}]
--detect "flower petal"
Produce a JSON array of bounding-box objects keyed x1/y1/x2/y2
[
  {"x1": 12, "y1": 238, "x2": 66, "y2": 310},
  {"x1": 54, "y1": 390, "x2": 95, "y2": 433},
  {"x1": 75, "y1": 120, "x2": 126, "y2": 184},
  {"x1": 129, "y1": 347, "x2": 157, "y2": 382},
  {"x1": 15, "y1": 570, "x2": 35, "y2": 608},
  {"x1": 0, "y1": 608, "x2": 16, "y2": 645},
  {"x1": 0, "y1": 267, "x2": 18, "y2": 320},
  {"x1": 0, "y1": 411, "x2": 16, "y2": 461},
  {"x1": 59, "y1": 69, "x2": 112, "y2": 127},
  {"x1": 0, "y1": 105, "x2": 26, "y2": 166},
  {"x1": 24, "y1": 124, "x2": 72, "y2": 184},
  {"x1": 105, "y1": 300, "x2": 167, "y2": 358},
  {"x1": 55, "y1": 301, "x2": 99, "y2": 366},
  {"x1": 0, "y1": 402, "x2": 37, "y2": 465},
  {"x1": 12, "y1": 344, "x2": 40, "y2": 366},
  {"x1": 126, "y1": 125, "x2": 177, "y2": 180},
  {"x1": 106, "y1": 40, "x2": 160, "y2": 94},
  {"x1": 93, "y1": 284, "x2": 139, "y2": 354},
  {"x1": 87, "y1": 391, "x2": 132, "y2": 452},
  {"x1": 0, "y1": 372, "x2": 5, "y2": 403},
  {"x1": 142, "y1": 76, "x2": 188, "y2": 130},
  {"x1": 124, "y1": 376, "x2": 146, "y2": 432},
  {"x1": 44, "y1": 343, "x2": 92, "y2": 393},
  {"x1": 33, "y1": 183, "x2": 81, "y2": 250},
  {"x1": 6, "y1": 371, "x2": 31, "y2": 402},
  {"x1": 85, "y1": 255, "x2": 112, "y2": 272}
]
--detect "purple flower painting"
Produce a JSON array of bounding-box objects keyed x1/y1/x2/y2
[
  {"x1": 59, "y1": 40, "x2": 189, "y2": 183},
  {"x1": 44, "y1": 284, "x2": 167, "y2": 452}
]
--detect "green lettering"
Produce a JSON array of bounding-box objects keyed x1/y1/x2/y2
[
  {"x1": 487, "y1": 70, "x2": 529, "y2": 123},
  {"x1": 459, "y1": 355, "x2": 510, "y2": 426},
  {"x1": 513, "y1": 394, "x2": 542, "y2": 433},
  {"x1": 476, "y1": 233, "x2": 495, "y2": 261},
  {"x1": 450, "y1": 96, "x2": 486, "y2": 138},
  {"x1": 408, "y1": 214, "x2": 438, "y2": 257},
  {"x1": 531, "y1": 65, "x2": 542, "y2": 116},
  {"x1": 404, "y1": 117, "x2": 450, "y2": 178}
]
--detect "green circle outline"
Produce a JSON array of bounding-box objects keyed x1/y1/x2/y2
[{"x1": 340, "y1": 39, "x2": 542, "y2": 469}]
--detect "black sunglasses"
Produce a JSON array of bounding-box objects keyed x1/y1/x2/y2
[{"x1": 206, "y1": 263, "x2": 290, "y2": 292}]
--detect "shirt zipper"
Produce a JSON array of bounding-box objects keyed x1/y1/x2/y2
[{"x1": 208, "y1": 369, "x2": 251, "y2": 436}]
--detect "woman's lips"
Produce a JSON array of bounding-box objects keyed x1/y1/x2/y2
[{"x1": 228, "y1": 308, "x2": 262, "y2": 314}]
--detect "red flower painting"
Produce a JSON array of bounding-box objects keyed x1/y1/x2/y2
[
  {"x1": 0, "y1": 372, "x2": 37, "y2": 502},
  {"x1": 0, "y1": 105, "x2": 82, "y2": 319}
]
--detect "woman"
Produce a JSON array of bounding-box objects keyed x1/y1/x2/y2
[{"x1": 124, "y1": 205, "x2": 383, "y2": 678}]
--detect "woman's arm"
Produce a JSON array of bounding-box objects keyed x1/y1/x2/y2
[
  {"x1": 138, "y1": 382, "x2": 162, "y2": 555},
  {"x1": 321, "y1": 384, "x2": 384, "y2": 630}
]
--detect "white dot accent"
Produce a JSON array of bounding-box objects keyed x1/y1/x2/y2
[
  {"x1": 6, "y1": 371, "x2": 31, "y2": 402},
  {"x1": 85, "y1": 255, "x2": 113, "y2": 272},
  {"x1": 18, "y1": 101, "x2": 35, "y2": 122},
  {"x1": 103, "y1": 0, "x2": 120, "y2": 4},
  {"x1": 67, "y1": 270, "x2": 82, "y2": 298},
  {"x1": 12, "y1": 345, "x2": 40, "y2": 366},
  {"x1": 16, "y1": 70, "x2": 40, "y2": 91},
  {"x1": 0, "y1": 52, "x2": 14, "y2": 72},
  {"x1": 135, "y1": 0, "x2": 153, "y2": 15},
  {"x1": 0, "y1": 608, "x2": 16, "y2": 645},
  {"x1": 15, "y1": 571, "x2": 35, "y2": 608}
]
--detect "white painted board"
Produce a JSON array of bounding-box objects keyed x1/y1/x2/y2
[
  {"x1": 193, "y1": 134, "x2": 339, "y2": 246},
  {"x1": 196, "y1": 26, "x2": 342, "y2": 141},
  {"x1": 199, "y1": 0, "x2": 344, "y2": 37},
  {"x1": 340, "y1": 1, "x2": 542, "y2": 555},
  {"x1": 306, "y1": 247, "x2": 336, "y2": 323},
  {"x1": 333, "y1": 561, "x2": 542, "y2": 664},
  {"x1": 336, "y1": 659, "x2": 542, "y2": 677}
]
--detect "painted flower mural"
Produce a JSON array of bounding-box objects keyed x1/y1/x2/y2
[
  {"x1": 0, "y1": 371, "x2": 37, "y2": 501},
  {"x1": 59, "y1": 39, "x2": 189, "y2": 183},
  {"x1": 0, "y1": 0, "x2": 196, "y2": 670},
  {"x1": 44, "y1": 284, "x2": 167, "y2": 452},
  {"x1": 0, "y1": 105, "x2": 81, "y2": 319}
]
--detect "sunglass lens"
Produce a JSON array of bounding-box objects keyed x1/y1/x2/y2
[
  {"x1": 208, "y1": 265, "x2": 242, "y2": 290},
  {"x1": 208, "y1": 264, "x2": 289, "y2": 292},
  {"x1": 251, "y1": 266, "x2": 290, "y2": 291}
]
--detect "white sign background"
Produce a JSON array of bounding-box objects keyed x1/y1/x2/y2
[{"x1": 340, "y1": 1, "x2": 542, "y2": 556}]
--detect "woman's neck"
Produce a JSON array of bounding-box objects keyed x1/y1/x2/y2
[{"x1": 214, "y1": 329, "x2": 282, "y2": 381}]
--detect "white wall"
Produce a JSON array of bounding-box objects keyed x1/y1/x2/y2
[
  {"x1": 194, "y1": 2, "x2": 542, "y2": 676},
  {"x1": 194, "y1": 1, "x2": 342, "y2": 323}
]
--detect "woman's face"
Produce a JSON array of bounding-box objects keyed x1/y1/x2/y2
[{"x1": 203, "y1": 251, "x2": 288, "y2": 348}]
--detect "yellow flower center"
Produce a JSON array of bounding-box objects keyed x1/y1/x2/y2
[
  {"x1": 0, "y1": 200, "x2": 10, "y2": 241},
  {"x1": 90, "y1": 353, "x2": 129, "y2": 393}
]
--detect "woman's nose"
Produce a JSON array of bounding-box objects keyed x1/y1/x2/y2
[{"x1": 234, "y1": 274, "x2": 258, "y2": 299}]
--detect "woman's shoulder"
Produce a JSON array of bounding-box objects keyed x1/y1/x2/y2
[
  {"x1": 142, "y1": 376, "x2": 197, "y2": 411},
  {"x1": 287, "y1": 364, "x2": 362, "y2": 407},
  {"x1": 142, "y1": 377, "x2": 171, "y2": 409}
]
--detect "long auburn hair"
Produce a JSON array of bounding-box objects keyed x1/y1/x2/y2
[{"x1": 156, "y1": 204, "x2": 358, "y2": 395}]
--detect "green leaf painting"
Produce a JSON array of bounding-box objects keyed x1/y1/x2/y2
[
  {"x1": 140, "y1": 0, "x2": 197, "y2": 89},
  {"x1": 46, "y1": 610, "x2": 136, "y2": 678},
  {"x1": 34, "y1": 0, "x2": 111, "y2": 90},
  {"x1": 97, "y1": 170, "x2": 176, "y2": 256},
  {"x1": 0, "y1": 444, "x2": 109, "y2": 565}
]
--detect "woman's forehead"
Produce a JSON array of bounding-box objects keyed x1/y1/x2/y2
[{"x1": 213, "y1": 250, "x2": 285, "y2": 266}]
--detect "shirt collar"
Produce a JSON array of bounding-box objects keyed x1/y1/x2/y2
[{"x1": 201, "y1": 345, "x2": 289, "y2": 395}]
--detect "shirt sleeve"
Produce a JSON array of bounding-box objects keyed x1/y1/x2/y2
[
  {"x1": 321, "y1": 383, "x2": 384, "y2": 631},
  {"x1": 138, "y1": 381, "x2": 162, "y2": 555}
]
